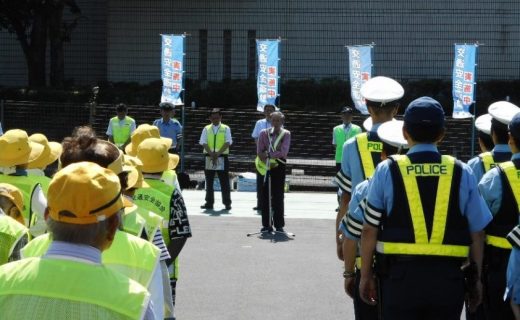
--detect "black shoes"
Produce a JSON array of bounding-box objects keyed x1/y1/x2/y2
[
  {"x1": 200, "y1": 204, "x2": 213, "y2": 209},
  {"x1": 275, "y1": 227, "x2": 285, "y2": 233},
  {"x1": 225, "y1": 205, "x2": 232, "y2": 210},
  {"x1": 260, "y1": 227, "x2": 273, "y2": 233},
  {"x1": 253, "y1": 206, "x2": 258, "y2": 210}
]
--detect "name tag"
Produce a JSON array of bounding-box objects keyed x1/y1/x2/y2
[
  {"x1": 366, "y1": 142, "x2": 383, "y2": 152},
  {"x1": 405, "y1": 164, "x2": 448, "y2": 176}
]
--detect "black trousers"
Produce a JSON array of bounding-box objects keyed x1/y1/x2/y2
[
  {"x1": 261, "y1": 163, "x2": 285, "y2": 228},
  {"x1": 483, "y1": 246, "x2": 515, "y2": 320},
  {"x1": 204, "y1": 156, "x2": 231, "y2": 206},
  {"x1": 256, "y1": 169, "x2": 263, "y2": 209},
  {"x1": 378, "y1": 257, "x2": 465, "y2": 320}
]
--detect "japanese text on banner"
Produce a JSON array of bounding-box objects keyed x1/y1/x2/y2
[
  {"x1": 161, "y1": 34, "x2": 185, "y2": 105},
  {"x1": 256, "y1": 40, "x2": 280, "y2": 111},
  {"x1": 348, "y1": 46, "x2": 372, "y2": 115},
  {"x1": 452, "y1": 44, "x2": 477, "y2": 119}
]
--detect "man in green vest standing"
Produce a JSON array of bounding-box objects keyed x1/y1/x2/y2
[
  {"x1": 200, "y1": 108, "x2": 233, "y2": 210},
  {"x1": 333, "y1": 107, "x2": 361, "y2": 211},
  {"x1": 106, "y1": 103, "x2": 136, "y2": 150},
  {"x1": 0, "y1": 161, "x2": 155, "y2": 319}
]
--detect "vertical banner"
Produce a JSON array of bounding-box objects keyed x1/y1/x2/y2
[
  {"x1": 256, "y1": 39, "x2": 280, "y2": 111},
  {"x1": 452, "y1": 44, "x2": 478, "y2": 118},
  {"x1": 161, "y1": 34, "x2": 185, "y2": 105},
  {"x1": 348, "y1": 45, "x2": 373, "y2": 115}
]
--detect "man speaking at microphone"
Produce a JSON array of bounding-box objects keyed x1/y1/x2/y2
[{"x1": 256, "y1": 112, "x2": 291, "y2": 233}]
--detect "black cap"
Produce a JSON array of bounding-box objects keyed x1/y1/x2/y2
[
  {"x1": 341, "y1": 107, "x2": 353, "y2": 114},
  {"x1": 159, "y1": 102, "x2": 174, "y2": 110}
]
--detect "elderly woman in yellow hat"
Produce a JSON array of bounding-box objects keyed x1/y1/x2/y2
[
  {"x1": 0, "y1": 129, "x2": 48, "y2": 237},
  {"x1": 0, "y1": 183, "x2": 29, "y2": 265}
]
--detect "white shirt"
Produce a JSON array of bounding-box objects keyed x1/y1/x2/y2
[
  {"x1": 199, "y1": 123, "x2": 233, "y2": 145},
  {"x1": 29, "y1": 184, "x2": 48, "y2": 237},
  {"x1": 252, "y1": 118, "x2": 272, "y2": 140}
]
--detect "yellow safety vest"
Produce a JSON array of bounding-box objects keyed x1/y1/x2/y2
[
  {"x1": 479, "y1": 152, "x2": 497, "y2": 173},
  {"x1": 0, "y1": 257, "x2": 149, "y2": 320},
  {"x1": 110, "y1": 116, "x2": 134, "y2": 147},
  {"x1": 205, "y1": 123, "x2": 230, "y2": 154},
  {"x1": 376, "y1": 155, "x2": 470, "y2": 258},
  {"x1": 334, "y1": 124, "x2": 362, "y2": 163},
  {"x1": 125, "y1": 204, "x2": 163, "y2": 241},
  {"x1": 0, "y1": 215, "x2": 28, "y2": 265},
  {"x1": 123, "y1": 205, "x2": 147, "y2": 237},
  {"x1": 22, "y1": 230, "x2": 160, "y2": 288},
  {"x1": 0, "y1": 174, "x2": 43, "y2": 228},
  {"x1": 355, "y1": 133, "x2": 383, "y2": 179},
  {"x1": 161, "y1": 169, "x2": 178, "y2": 187},
  {"x1": 255, "y1": 128, "x2": 287, "y2": 176},
  {"x1": 485, "y1": 162, "x2": 520, "y2": 249}
]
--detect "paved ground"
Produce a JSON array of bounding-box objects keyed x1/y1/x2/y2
[{"x1": 175, "y1": 189, "x2": 355, "y2": 320}]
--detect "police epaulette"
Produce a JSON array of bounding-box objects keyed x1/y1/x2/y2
[{"x1": 507, "y1": 225, "x2": 520, "y2": 249}]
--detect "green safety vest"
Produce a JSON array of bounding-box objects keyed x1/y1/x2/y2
[
  {"x1": 255, "y1": 128, "x2": 288, "y2": 176},
  {"x1": 124, "y1": 204, "x2": 163, "y2": 241},
  {"x1": 0, "y1": 257, "x2": 149, "y2": 320},
  {"x1": 22, "y1": 230, "x2": 160, "y2": 288},
  {"x1": 161, "y1": 169, "x2": 177, "y2": 187},
  {"x1": 134, "y1": 178, "x2": 181, "y2": 279},
  {"x1": 485, "y1": 162, "x2": 520, "y2": 249},
  {"x1": 0, "y1": 215, "x2": 28, "y2": 265},
  {"x1": 355, "y1": 133, "x2": 383, "y2": 179},
  {"x1": 110, "y1": 116, "x2": 134, "y2": 147},
  {"x1": 376, "y1": 155, "x2": 470, "y2": 258},
  {"x1": 479, "y1": 152, "x2": 497, "y2": 173},
  {"x1": 334, "y1": 124, "x2": 362, "y2": 163},
  {"x1": 205, "y1": 123, "x2": 230, "y2": 154},
  {"x1": 0, "y1": 174, "x2": 43, "y2": 228}
]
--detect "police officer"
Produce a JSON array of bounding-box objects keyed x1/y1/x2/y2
[
  {"x1": 153, "y1": 102, "x2": 183, "y2": 153},
  {"x1": 335, "y1": 76, "x2": 404, "y2": 260},
  {"x1": 106, "y1": 103, "x2": 136, "y2": 150},
  {"x1": 341, "y1": 120, "x2": 407, "y2": 320},
  {"x1": 468, "y1": 102, "x2": 519, "y2": 183},
  {"x1": 0, "y1": 162, "x2": 154, "y2": 319},
  {"x1": 359, "y1": 96, "x2": 492, "y2": 319},
  {"x1": 478, "y1": 109, "x2": 520, "y2": 320},
  {"x1": 475, "y1": 113, "x2": 494, "y2": 153}
]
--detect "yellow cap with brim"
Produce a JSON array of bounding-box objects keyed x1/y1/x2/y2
[
  {"x1": 137, "y1": 138, "x2": 179, "y2": 173},
  {"x1": 107, "y1": 149, "x2": 125, "y2": 174},
  {"x1": 47, "y1": 161, "x2": 124, "y2": 225},
  {"x1": 27, "y1": 133, "x2": 63, "y2": 169},
  {"x1": 0, "y1": 129, "x2": 45, "y2": 167},
  {"x1": 123, "y1": 155, "x2": 150, "y2": 189},
  {"x1": 125, "y1": 124, "x2": 172, "y2": 156},
  {"x1": 0, "y1": 183, "x2": 24, "y2": 214}
]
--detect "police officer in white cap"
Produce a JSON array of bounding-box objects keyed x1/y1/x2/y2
[
  {"x1": 340, "y1": 120, "x2": 408, "y2": 320},
  {"x1": 468, "y1": 101, "x2": 519, "y2": 183},
  {"x1": 477, "y1": 105, "x2": 520, "y2": 320},
  {"x1": 359, "y1": 96, "x2": 492, "y2": 319},
  {"x1": 335, "y1": 76, "x2": 404, "y2": 260},
  {"x1": 474, "y1": 114, "x2": 494, "y2": 153}
]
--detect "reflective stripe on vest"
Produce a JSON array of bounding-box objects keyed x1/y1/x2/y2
[
  {"x1": 376, "y1": 155, "x2": 470, "y2": 258},
  {"x1": 355, "y1": 133, "x2": 382, "y2": 179},
  {"x1": 205, "y1": 124, "x2": 229, "y2": 154},
  {"x1": 123, "y1": 206, "x2": 146, "y2": 237},
  {"x1": 0, "y1": 215, "x2": 27, "y2": 265},
  {"x1": 110, "y1": 116, "x2": 134, "y2": 146},
  {"x1": 479, "y1": 152, "x2": 496, "y2": 173},
  {"x1": 486, "y1": 235, "x2": 512, "y2": 249},
  {"x1": 0, "y1": 175, "x2": 41, "y2": 228},
  {"x1": 334, "y1": 124, "x2": 361, "y2": 163},
  {"x1": 0, "y1": 257, "x2": 149, "y2": 320},
  {"x1": 499, "y1": 162, "x2": 520, "y2": 213},
  {"x1": 21, "y1": 231, "x2": 159, "y2": 288},
  {"x1": 255, "y1": 128, "x2": 287, "y2": 176}
]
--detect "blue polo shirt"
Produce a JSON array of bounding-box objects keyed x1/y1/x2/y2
[
  {"x1": 467, "y1": 144, "x2": 512, "y2": 183},
  {"x1": 339, "y1": 179, "x2": 370, "y2": 240},
  {"x1": 478, "y1": 153, "x2": 520, "y2": 216},
  {"x1": 365, "y1": 144, "x2": 492, "y2": 233},
  {"x1": 153, "y1": 118, "x2": 182, "y2": 147}
]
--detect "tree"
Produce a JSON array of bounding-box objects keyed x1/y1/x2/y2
[{"x1": 0, "y1": 0, "x2": 81, "y2": 87}]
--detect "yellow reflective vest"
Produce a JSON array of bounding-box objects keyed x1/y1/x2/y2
[
  {"x1": 110, "y1": 116, "x2": 134, "y2": 147},
  {"x1": 22, "y1": 230, "x2": 160, "y2": 288},
  {"x1": 204, "y1": 123, "x2": 230, "y2": 154},
  {"x1": 0, "y1": 215, "x2": 28, "y2": 265},
  {"x1": 376, "y1": 155, "x2": 471, "y2": 258},
  {"x1": 334, "y1": 124, "x2": 361, "y2": 163},
  {"x1": 355, "y1": 133, "x2": 383, "y2": 179},
  {"x1": 0, "y1": 257, "x2": 149, "y2": 320}
]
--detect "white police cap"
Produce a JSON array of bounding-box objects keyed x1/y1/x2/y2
[
  {"x1": 475, "y1": 114, "x2": 492, "y2": 135},
  {"x1": 363, "y1": 117, "x2": 397, "y2": 131},
  {"x1": 377, "y1": 120, "x2": 408, "y2": 149},
  {"x1": 488, "y1": 101, "x2": 520, "y2": 125},
  {"x1": 360, "y1": 76, "x2": 404, "y2": 105}
]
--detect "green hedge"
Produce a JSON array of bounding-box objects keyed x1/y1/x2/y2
[{"x1": 1, "y1": 79, "x2": 519, "y2": 115}]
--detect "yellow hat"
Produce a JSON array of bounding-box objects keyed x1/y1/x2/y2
[
  {"x1": 27, "y1": 133, "x2": 63, "y2": 169},
  {"x1": 123, "y1": 155, "x2": 150, "y2": 189},
  {"x1": 107, "y1": 149, "x2": 124, "y2": 174},
  {"x1": 137, "y1": 138, "x2": 179, "y2": 173},
  {"x1": 125, "y1": 124, "x2": 172, "y2": 156},
  {"x1": 0, "y1": 183, "x2": 24, "y2": 214},
  {"x1": 47, "y1": 161, "x2": 124, "y2": 225},
  {"x1": 0, "y1": 129, "x2": 45, "y2": 167}
]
